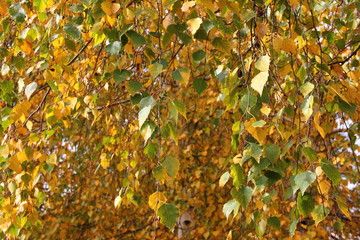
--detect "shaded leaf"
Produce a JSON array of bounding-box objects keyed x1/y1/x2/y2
[{"x1": 158, "y1": 203, "x2": 179, "y2": 231}]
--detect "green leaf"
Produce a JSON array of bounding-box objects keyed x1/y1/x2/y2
[
  {"x1": 153, "y1": 165, "x2": 166, "y2": 183},
  {"x1": 265, "y1": 144, "x2": 280, "y2": 164},
  {"x1": 158, "y1": 203, "x2": 179, "y2": 231},
  {"x1": 168, "y1": 122, "x2": 178, "y2": 145},
  {"x1": 230, "y1": 164, "x2": 244, "y2": 188},
  {"x1": 219, "y1": 171, "x2": 230, "y2": 187},
  {"x1": 148, "y1": 63, "x2": 163, "y2": 78},
  {"x1": 222, "y1": 199, "x2": 240, "y2": 220},
  {"x1": 144, "y1": 143, "x2": 158, "y2": 159},
  {"x1": 113, "y1": 69, "x2": 131, "y2": 83},
  {"x1": 299, "y1": 82, "x2": 314, "y2": 97},
  {"x1": 268, "y1": 216, "x2": 280, "y2": 230},
  {"x1": 69, "y1": 4, "x2": 85, "y2": 13},
  {"x1": 294, "y1": 170, "x2": 316, "y2": 195},
  {"x1": 25, "y1": 82, "x2": 38, "y2": 100},
  {"x1": 301, "y1": 95, "x2": 314, "y2": 122},
  {"x1": 289, "y1": 218, "x2": 298, "y2": 236},
  {"x1": 162, "y1": 156, "x2": 180, "y2": 178},
  {"x1": 138, "y1": 96, "x2": 155, "y2": 128},
  {"x1": 242, "y1": 143, "x2": 263, "y2": 164},
  {"x1": 9, "y1": 3, "x2": 27, "y2": 23},
  {"x1": 312, "y1": 205, "x2": 329, "y2": 226},
  {"x1": 33, "y1": 0, "x2": 48, "y2": 12},
  {"x1": 64, "y1": 24, "x2": 81, "y2": 39},
  {"x1": 126, "y1": 30, "x2": 146, "y2": 47},
  {"x1": 105, "y1": 41, "x2": 122, "y2": 55},
  {"x1": 297, "y1": 192, "x2": 315, "y2": 217},
  {"x1": 192, "y1": 50, "x2": 206, "y2": 61},
  {"x1": 240, "y1": 94, "x2": 257, "y2": 112},
  {"x1": 126, "y1": 81, "x2": 142, "y2": 95},
  {"x1": 212, "y1": 37, "x2": 230, "y2": 52},
  {"x1": 338, "y1": 98, "x2": 356, "y2": 115},
  {"x1": 193, "y1": 78, "x2": 207, "y2": 95},
  {"x1": 231, "y1": 186, "x2": 253, "y2": 209},
  {"x1": 8, "y1": 224, "x2": 19, "y2": 237},
  {"x1": 170, "y1": 100, "x2": 187, "y2": 121},
  {"x1": 321, "y1": 159, "x2": 341, "y2": 185},
  {"x1": 302, "y1": 147, "x2": 317, "y2": 162}
]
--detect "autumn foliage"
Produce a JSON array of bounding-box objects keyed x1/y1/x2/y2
[{"x1": 0, "y1": 0, "x2": 359, "y2": 239}]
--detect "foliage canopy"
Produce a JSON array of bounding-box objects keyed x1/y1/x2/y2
[{"x1": 0, "y1": 0, "x2": 359, "y2": 239}]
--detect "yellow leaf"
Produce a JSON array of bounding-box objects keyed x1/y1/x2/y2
[
  {"x1": 8, "y1": 156, "x2": 22, "y2": 173},
  {"x1": 244, "y1": 119, "x2": 267, "y2": 145},
  {"x1": 196, "y1": 0, "x2": 216, "y2": 12},
  {"x1": 282, "y1": 38, "x2": 297, "y2": 54},
  {"x1": 288, "y1": 0, "x2": 300, "y2": 9},
  {"x1": 47, "y1": 154, "x2": 57, "y2": 165},
  {"x1": 299, "y1": 82, "x2": 314, "y2": 97},
  {"x1": 148, "y1": 192, "x2": 167, "y2": 212},
  {"x1": 20, "y1": 40, "x2": 33, "y2": 55},
  {"x1": 52, "y1": 37, "x2": 64, "y2": 48},
  {"x1": 251, "y1": 72, "x2": 269, "y2": 95},
  {"x1": 181, "y1": 1, "x2": 196, "y2": 12},
  {"x1": 314, "y1": 111, "x2": 326, "y2": 138},
  {"x1": 101, "y1": 2, "x2": 120, "y2": 16},
  {"x1": 187, "y1": 18, "x2": 202, "y2": 35},
  {"x1": 100, "y1": 153, "x2": 110, "y2": 169},
  {"x1": 318, "y1": 178, "x2": 330, "y2": 199}
]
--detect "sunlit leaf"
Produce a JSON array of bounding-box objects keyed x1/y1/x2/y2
[
  {"x1": 187, "y1": 18, "x2": 202, "y2": 35},
  {"x1": 251, "y1": 72, "x2": 269, "y2": 95},
  {"x1": 25, "y1": 82, "x2": 38, "y2": 100},
  {"x1": 222, "y1": 199, "x2": 240, "y2": 220}
]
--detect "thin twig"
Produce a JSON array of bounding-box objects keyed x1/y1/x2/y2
[
  {"x1": 90, "y1": 40, "x2": 105, "y2": 80},
  {"x1": 329, "y1": 45, "x2": 360, "y2": 66},
  {"x1": 67, "y1": 38, "x2": 93, "y2": 66},
  {"x1": 23, "y1": 87, "x2": 51, "y2": 127}
]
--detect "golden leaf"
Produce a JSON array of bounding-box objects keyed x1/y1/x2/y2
[
  {"x1": 255, "y1": 22, "x2": 268, "y2": 39},
  {"x1": 244, "y1": 119, "x2": 267, "y2": 145},
  {"x1": 148, "y1": 192, "x2": 167, "y2": 212},
  {"x1": 101, "y1": 2, "x2": 120, "y2": 16}
]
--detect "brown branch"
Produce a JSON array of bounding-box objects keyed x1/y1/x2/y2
[
  {"x1": 67, "y1": 38, "x2": 93, "y2": 66},
  {"x1": 329, "y1": 45, "x2": 360, "y2": 66},
  {"x1": 90, "y1": 40, "x2": 105, "y2": 80},
  {"x1": 22, "y1": 87, "x2": 51, "y2": 127}
]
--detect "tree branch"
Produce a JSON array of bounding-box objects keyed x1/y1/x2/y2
[
  {"x1": 23, "y1": 87, "x2": 51, "y2": 127},
  {"x1": 67, "y1": 38, "x2": 93, "y2": 66},
  {"x1": 329, "y1": 45, "x2": 360, "y2": 66}
]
